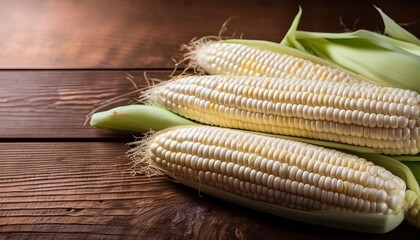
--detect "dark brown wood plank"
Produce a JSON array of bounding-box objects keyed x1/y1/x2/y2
[
  {"x1": 0, "y1": 70, "x2": 162, "y2": 139},
  {"x1": 0, "y1": 0, "x2": 418, "y2": 69},
  {"x1": 0, "y1": 142, "x2": 418, "y2": 239}
]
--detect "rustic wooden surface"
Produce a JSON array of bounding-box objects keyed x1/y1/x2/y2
[{"x1": 1, "y1": 0, "x2": 419, "y2": 239}]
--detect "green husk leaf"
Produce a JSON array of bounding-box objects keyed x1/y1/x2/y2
[
  {"x1": 392, "y1": 154, "x2": 420, "y2": 162},
  {"x1": 90, "y1": 105, "x2": 198, "y2": 132},
  {"x1": 280, "y1": 7, "x2": 420, "y2": 92},
  {"x1": 280, "y1": 6, "x2": 305, "y2": 51},
  {"x1": 294, "y1": 30, "x2": 420, "y2": 57},
  {"x1": 401, "y1": 161, "x2": 420, "y2": 185},
  {"x1": 374, "y1": 5, "x2": 420, "y2": 46},
  {"x1": 296, "y1": 36, "x2": 420, "y2": 91}
]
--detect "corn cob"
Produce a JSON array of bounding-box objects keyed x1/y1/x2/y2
[
  {"x1": 130, "y1": 125, "x2": 410, "y2": 233},
  {"x1": 184, "y1": 38, "x2": 371, "y2": 84},
  {"x1": 145, "y1": 75, "x2": 420, "y2": 155}
]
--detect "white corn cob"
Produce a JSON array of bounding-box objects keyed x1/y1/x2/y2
[
  {"x1": 132, "y1": 126, "x2": 408, "y2": 233},
  {"x1": 146, "y1": 75, "x2": 420, "y2": 155},
  {"x1": 184, "y1": 39, "x2": 369, "y2": 84}
]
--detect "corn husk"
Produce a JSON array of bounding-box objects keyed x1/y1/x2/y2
[{"x1": 281, "y1": 7, "x2": 420, "y2": 92}]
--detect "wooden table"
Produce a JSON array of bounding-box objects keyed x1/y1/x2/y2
[{"x1": 1, "y1": 1, "x2": 419, "y2": 239}]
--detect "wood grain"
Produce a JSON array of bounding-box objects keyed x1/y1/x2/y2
[
  {"x1": 0, "y1": 0, "x2": 418, "y2": 69},
  {"x1": 0, "y1": 142, "x2": 418, "y2": 239},
  {"x1": 0, "y1": 70, "x2": 167, "y2": 139}
]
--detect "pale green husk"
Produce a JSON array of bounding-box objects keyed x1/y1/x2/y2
[
  {"x1": 90, "y1": 105, "x2": 197, "y2": 132},
  {"x1": 402, "y1": 161, "x2": 420, "y2": 185},
  {"x1": 375, "y1": 6, "x2": 420, "y2": 46},
  {"x1": 281, "y1": 7, "x2": 420, "y2": 92},
  {"x1": 392, "y1": 154, "x2": 420, "y2": 162}
]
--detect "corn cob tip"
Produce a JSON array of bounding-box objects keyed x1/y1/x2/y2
[{"x1": 177, "y1": 36, "x2": 222, "y2": 76}]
